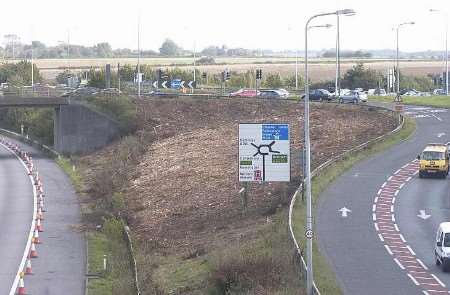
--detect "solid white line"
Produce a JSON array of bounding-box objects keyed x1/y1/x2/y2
[
  {"x1": 3, "y1": 142, "x2": 38, "y2": 295},
  {"x1": 400, "y1": 234, "x2": 406, "y2": 242},
  {"x1": 374, "y1": 223, "x2": 379, "y2": 231},
  {"x1": 394, "y1": 224, "x2": 400, "y2": 232},
  {"x1": 395, "y1": 258, "x2": 405, "y2": 269},
  {"x1": 431, "y1": 274, "x2": 445, "y2": 287},
  {"x1": 385, "y1": 245, "x2": 393, "y2": 255},
  {"x1": 407, "y1": 245, "x2": 416, "y2": 256},
  {"x1": 407, "y1": 273, "x2": 420, "y2": 285},
  {"x1": 378, "y1": 234, "x2": 384, "y2": 242}
]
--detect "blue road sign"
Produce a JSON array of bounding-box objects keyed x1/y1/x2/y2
[{"x1": 262, "y1": 124, "x2": 289, "y2": 140}]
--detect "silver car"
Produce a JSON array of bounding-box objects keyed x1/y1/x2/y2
[{"x1": 338, "y1": 90, "x2": 368, "y2": 104}]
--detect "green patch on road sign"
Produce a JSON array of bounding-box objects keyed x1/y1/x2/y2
[
  {"x1": 272, "y1": 154, "x2": 288, "y2": 163},
  {"x1": 240, "y1": 160, "x2": 252, "y2": 165}
]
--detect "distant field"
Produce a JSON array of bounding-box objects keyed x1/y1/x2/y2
[
  {"x1": 17, "y1": 57, "x2": 446, "y2": 82},
  {"x1": 370, "y1": 95, "x2": 450, "y2": 108}
]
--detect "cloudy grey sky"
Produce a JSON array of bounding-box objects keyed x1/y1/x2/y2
[{"x1": 1, "y1": 0, "x2": 449, "y2": 52}]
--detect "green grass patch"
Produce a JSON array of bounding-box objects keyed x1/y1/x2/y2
[
  {"x1": 56, "y1": 156, "x2": 83, "y2": 191},
  {"x1": 370, "y1": 95, "x2": 450, "y2": 108},
  {"x1": 87, "y1": 218, "x2": 135, "y2": 295},
  {"x1": 292, "y1": 117, "x2": 416, "y2": 294}
]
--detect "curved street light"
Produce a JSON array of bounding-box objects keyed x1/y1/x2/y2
[
  {"x1": 303, "y1": 8, "x2": 354, "y2": 295},
  {"x1": 395, "y1": 21, "x2": 415, "y2": 101},
  {"x1": 430, "y1": 9, "x2": 448, "y2": 96}
]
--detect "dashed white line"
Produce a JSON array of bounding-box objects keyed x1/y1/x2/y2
[
  {"x1": 395, "y1": 190, "x2": 399, "y2": 196},
  {"x1": 385, "y1": 245, "x2": 393, "y2": 255},
  {"x1": 372, "y1": 213, "x2": 376, "y2": 221},
  {"x1": 373, "y1": 204, "x2": 376, "y2": 212},
  {"x1": 378, "y1": 234, "x2": 384, "y2": 242},
  {"x1": 395, "y1": 258, "x2": 405, "y2": 269},
  {"x1": 407, "y1": 245, "x2": 416, "y2": 256},
  {"x1": 408, "y1": 273, "x2": 420, "y2": 285},
  {"x1": 374, "y1": 223, "x2": 379, "y2": 231},
  {"x1": 400, "y1": 234, "x2": 406, "y2": 242},
  {"x1": 431, "y1": 274, "x2": 445, "y2": 287},
  {"x1": 382, "y1": 182, "x2": 387, "y2": 188},
  {"x1": 394, "y1": 224, "x2": 400, "y2": 232}
]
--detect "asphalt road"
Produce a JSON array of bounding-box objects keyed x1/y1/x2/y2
[
  {"x1": 317, "y1": 105, "x2": 450, "y2": 294},
  {"x1": 0, "y1": 144, "x2": 33, "y2": 294},
  {"x1": 0, "y1": 137, "x2": 85, "y2": 294}
]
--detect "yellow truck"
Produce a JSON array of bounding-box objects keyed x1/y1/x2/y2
[{"x1": 418, "y1": 143, "x2": 449, "y2": 178}]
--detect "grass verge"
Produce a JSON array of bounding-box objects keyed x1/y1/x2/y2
[
  {"x1": 370, "y1": 95, "x2": 450, "y2": 108},
  {"x1": 56, "y1": 157, "x2": 136, "y2": 295},
  {"x1": 292, "y1": 117, "x2": 416, "y2": 294}
]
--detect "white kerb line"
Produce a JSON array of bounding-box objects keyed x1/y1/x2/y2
[{"x1": 3, "y1": 143, "x2": 38, "y2": 295}]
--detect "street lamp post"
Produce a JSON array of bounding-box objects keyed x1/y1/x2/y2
[
  {"x1": 304, "y1": 9, "x2": 353, "y2": 295},
  {"x1": 395, "y1": 22, "x2": 415, "y2": 100},
  {"x1": 430, "y1": 9, "x2": 448, "y2": 96},
  {"x1": 137, "y1": 16, "x2": 141, "y2": 98}
]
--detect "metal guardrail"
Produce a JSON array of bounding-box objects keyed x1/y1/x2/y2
[{"x1": 288, "y1": 107, "x2": 405, "y2": 294}]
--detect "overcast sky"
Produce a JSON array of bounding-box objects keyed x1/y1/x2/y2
[{"x1": 1, "y1": 0, "x2": 449, "y2": 52}]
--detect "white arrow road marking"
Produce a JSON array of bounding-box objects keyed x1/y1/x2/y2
[
  {"x1": 417, "y1": 210, "x2": 431, "y2": 220},
  {"x1": 438, "y1": 133, "x2": 446, "y2": 138},
  {"x1": 339, "y1": 207, "x2": 352, "y2": 218}
]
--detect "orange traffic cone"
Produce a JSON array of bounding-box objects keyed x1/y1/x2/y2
[
  {"x1": 30, "y1": 242, "x2": 38, "y2": 258},
  {"x1": 17, "y1": 272, "x2": 26, "y2": 295},
  {"x1": 33, "y1": 229, "x2": 41, "y2": 244},
  {"x1": 36, "y1": 218, "x2": 43, "y2": 232},
  {"x1": 25, "y1": 257, "x2": 33, "y2": 275},
  {"x1": 36, "y1": 207, "x2": 44, "y2": 220}
]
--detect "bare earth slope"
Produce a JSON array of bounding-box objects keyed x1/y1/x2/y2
[{"x1": 127, "y1": 99, "x2": 396, "y2": 251}]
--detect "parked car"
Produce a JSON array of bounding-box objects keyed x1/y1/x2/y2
[
  {"x1": 259, "y1": 89, "x2": 290, "y2": 99},
  {"x1": 229, "y1": 89, "x2": 259, "y2": 97},
  {"x1": 373, "y1": 88, "x2": 387, "y2": 96},
  {"x1": 434, "y1": 89, "x2": 446, "y2": 95},
  {"x1": 338, "y1": 90, "x2": 368, "y2": 104},
  {"x1": 301, "y1": 89, "x2": 332, "y2": 101},
  {"x1": 61, "y1": 87, "x2": 99, "y2": 97},
  {"x1": 101, "y1": 88, "x2": 122, "y2": 95},
  {"x1": 400, "y1": 89, "x2": 420, "y2": 96}
]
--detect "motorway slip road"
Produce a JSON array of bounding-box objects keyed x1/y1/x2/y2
[
  {"x1": 0, "y1": 143, "x2": 33, "y2": 293},
  {"x1": 317, "y1": 105, "x2": 450, "y2": 295},
  {"x1": 0, "y1": 137, "x2": 85, "y2": 294}
]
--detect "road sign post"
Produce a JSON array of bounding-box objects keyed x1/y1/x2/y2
[{"x1": 239, "y1": 123, "x2": 290, "y2": 182}]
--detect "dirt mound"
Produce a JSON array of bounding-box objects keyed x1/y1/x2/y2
[{"x1": 123, "y1": 98, "x2": 397, "y2": 253}]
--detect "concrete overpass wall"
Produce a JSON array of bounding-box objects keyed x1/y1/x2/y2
[{"x1": 54, "y1": 104, "x2": 120, "y2": 154}]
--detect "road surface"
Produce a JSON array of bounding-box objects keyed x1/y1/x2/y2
[
  {"x1": 317, "y1": 105, "x2": 450, "y2": 294},
  {"x1": 0, "y1": 137, "x2": 85, "y2": 294},
  {"x1": 0, "y1": 143, "x2": 33, "y2": 294}
]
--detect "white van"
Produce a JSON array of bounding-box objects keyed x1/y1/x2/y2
[{"x1": 435, "y1": 222, "x2": 450, "y2": 271}]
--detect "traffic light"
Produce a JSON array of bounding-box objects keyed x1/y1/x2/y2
[
  {"x1": 226, "y1": 71, "x2": 231, "y2": 81},
  {"x1": 256, "y1": 69, "x2": 262, "y2": 80},
  {"x1": 202, "y1": 72, "x2": 207, "y2": 79}
]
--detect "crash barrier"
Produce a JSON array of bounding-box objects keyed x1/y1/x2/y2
[
  {"x1": 0, "y1": 138, "x2": 43, "y2": 295},
  {"x1": 288, "y1": 107, "x2": 405, "y2": 294}
]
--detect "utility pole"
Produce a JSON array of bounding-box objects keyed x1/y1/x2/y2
[
  {"x1": 137, "y1": 15, "x2": 141, "y2": 97},
  {"x1": 118, "y1": 63, "x2": 121, "y2": 93}
]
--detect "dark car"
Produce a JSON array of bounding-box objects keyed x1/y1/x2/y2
[{"x1": 301, "y1": 89, "x2": 332, "y2": 101}]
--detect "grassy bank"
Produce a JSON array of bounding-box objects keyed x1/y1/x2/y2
[
  {"x1": 370, "y1": 95, "x2": 450, "y2": 108},
  {"x1": 292, "y1": 117, "x2": 416, "y2": 294},
  {"x1": 56, "y1": 157, "x2": 136, "y2": 294}
]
